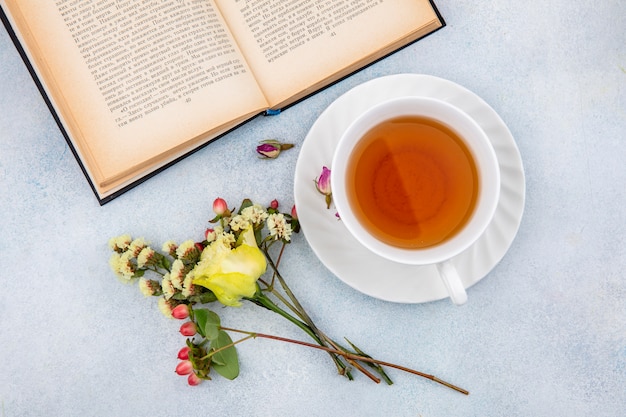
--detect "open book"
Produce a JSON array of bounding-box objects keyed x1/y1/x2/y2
[{"x1": 1, "y1": 0, "x2": 444, "y2": 204}]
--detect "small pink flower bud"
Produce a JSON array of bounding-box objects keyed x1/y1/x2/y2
[
  {"x1": 291, "y1": 205, "x2": 297, "y2": 219},
  {"x1": 315, "y1": 166, "x2": 332, "y2": 195},
  {"x1": 179, "y1": 322, "x2": 197, "y2": 336},
  {"x1": 213, "y1": 197, "x2": 228, "y2": 215},
  {"x1": 188, "y1": 372, "x2": 203, "y2": 386},
  {"x1": 256, "y1": 140, "x2": 294, "y2": 159},
  {"x1": 315, "y1": 166, "x2": 332, "y2": 209},
  {"x1": 177, "y1": 346, "x2": 191, "y2": 360},
  {"x1": 172, "y1": 304, "x2": 189, "y2": 320},
  {"x1": 175, "y1": 360, "x2": 193, "y2": 376},
  {"x1": 256, "y1": 142, "x2": 281, "y2": 159},
  {"x1": 205, "y1": 228, "x2": 216, "y2": 242},
  {"x1": 194, "y1": 242, "x2": 204, "y2": 253},
  {"x1": 270, "y1": 199, "x2": 279, "y2": 209}
]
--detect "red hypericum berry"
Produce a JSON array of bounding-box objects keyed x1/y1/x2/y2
[
  {"x1": 172, "y1": 304, "x2": 189, "y2": 320},
  {"x1": 213, "y1": 197, "x2": 228, "y2": 215},
  {"x1": 177, "y1": 346, "x2": 191, "y2": 360},
  {"x1": 188, "y1": 372, "x2": 203, "y2": 386},
  {"x1": 270, "y1": 199, "x2": 279, "y2": 209},
  {"x1": 175, "y1": 360, "x2": 193, "y2": 376},
  {"x1": 179, "y1": 322, "x2": 197, "y2": 336}
]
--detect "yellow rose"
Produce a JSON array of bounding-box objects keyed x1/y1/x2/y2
[{"x1": 192, "y1": 226, "x2": 266, "y2": 307}]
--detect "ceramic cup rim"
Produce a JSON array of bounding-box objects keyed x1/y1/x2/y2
[{"x1": 331, "y1": 96, "x2": 501, "y2": 265}]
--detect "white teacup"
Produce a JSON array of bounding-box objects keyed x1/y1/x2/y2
[{"x1": 331, "y1": 96, "x2": 500, "y2": 305}]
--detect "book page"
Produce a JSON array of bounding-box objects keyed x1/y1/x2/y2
[
  {"x1": 2, "y1": 0, "x2": 269, "y2": 193},
  {"x1": 216, "y1": 0, "x2": 441, "y2": 108}
]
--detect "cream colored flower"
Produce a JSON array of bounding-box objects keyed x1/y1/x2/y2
[
  {"x1": 170, "y1": 259, "x2": 186, "y2": 290},
  {"x1": 229, "y1": 214, "x2": 250, "y2": 232},
  {"x1": 109, "y1": 251, "x2": 136, "y2": 280},
  {"x1": 176, "y1": 240, "x2": 196, "y2": 259},
  {"x1": 213, "y1": 230, "x2": 236, "y2": 250},
  {"x1": 181, "y1": 269, "x2": 196, "y2": 298},
  {"x1": 267, "y1": 213, "x2": 292, "y2": 242},
  {"x1": 158, "y1": 297, "x2": 175, "y2": 318},
  {"x1": 108, "y1": 234, "x2": 132, "y2": 251},
  {"x1": 138, "y1": 279, "x2": 152, "y2": 296},
  {"x1": 138, "y1": 279, "x2": 161, "y2": 297},
  {"x1": 161, "y1": 273, "x2": 176, "y2": 300},
  {"x1": 162, "y1": 240, "x2": 178, "y2": 256},
  {"x1": 109, "y1": 252, "x2": 121, "y2": 269},
  {"x1": 137, "y1": 247, "x2": 155, "y2": 268},
  {"x1": 129, "y1": 238, "x2": 148, "y2": 257},
  {"x1": 241, "y1": 204, "x2": 268, "y2": 225}
]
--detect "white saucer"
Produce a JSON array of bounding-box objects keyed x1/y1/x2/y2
[{"x1": 293, "y1": 74, "x2": 525, "y2": 303}]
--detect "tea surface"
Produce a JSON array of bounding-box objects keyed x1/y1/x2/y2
[{"x1": 347, "y1": 115, "x2": 478, "y2": 248}]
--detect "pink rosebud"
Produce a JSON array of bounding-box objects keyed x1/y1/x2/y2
[
  {"x1": 315, "y1": 166, "x2": 332, "y2": 209},
  {"x1": 256, "y1": 140, "x2": 293, "y2": 159},
  {"x1": 315, "y1": 166, "x2": 331, "y2": 195},
  {"x1": 257, "y1": 142, "x2": 281, "y2": 159},
  {"x1": 172, "y1": 304, "x2": 189, "y2": 320},
  {"x1": 179, "y1": 322, "x2": 197, "y2": 337},
  {"x1": 291, "y1": 205, "x2": 297, "y2": 219},
  {"x1": 188, "y1": 372, "x2": 203, "y2": 386},
  {"x1": 175, "y1": 360, "x2": 193, "y2": 376},
  {"x1": 213, "y1": 197, "x2": 228, "y2": 215},
  {"x1": 177, "y1": 346, "x2": 191, "y2": 360},
  {"x1": 270, "y1": 199, "x2": 279, "y2": 209}
]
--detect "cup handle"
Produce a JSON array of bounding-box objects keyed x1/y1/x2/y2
[{"x1": 436, "y1": 261, "x2": 468, "y2": 305}]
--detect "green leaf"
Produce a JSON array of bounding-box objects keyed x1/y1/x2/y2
[
  {"x1": 210, "y1": 330, "x2": 239, "y2": 380},
  {"x1": 157, "y1": 254, "x2": 170, "y2": 270},
  {"x1": 238, "y1": 198, "x2": 253, "y2": 214},
  {"x1": 253, "y1": 226, "x2": 264, "y2": 246},
  {"x1": 193, "y1": 309, "x2": 209, "y2": 338},
  {"x1": 290, "y1": 218, "x2": 300, "y2": 234},
  {"x1": 189, "y1": 291, "x2": 217, "y2": 304},
  {"x1": 203, "y1": 310, "x2": 221, "y2": 341},
  {"x1": 171, "y1": 293, "x2": 189, "y2": 301}
]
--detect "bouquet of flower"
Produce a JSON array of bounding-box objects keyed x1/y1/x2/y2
[{"x1": 108, "y1": 176, "x2": 467, "y2": 393}]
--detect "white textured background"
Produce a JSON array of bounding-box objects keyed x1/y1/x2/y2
[{"x1": 1, "y1": 1, "x2": 625, "y2": 416}]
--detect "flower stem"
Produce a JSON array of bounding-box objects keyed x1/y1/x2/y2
[
  {"x1": 262, "y1": 246, "x2": 324, "y2": 336},
  {"x1": 258, "y1": 278, "x2": 301, "y2": 318},
  {"x1": 249, "y1": 292, "x2": 319, "y2": 343},
  {"x1": 220, "y1": 326, "x2": 468, "y2": 395},
  {"x1": 199, "y1": 334, "x2": 255, "y2": 361},
  {"x1": 260, "y1": 246, "x2": 355, "y2": 379},
  {"x1": 247, "y1": 291, "x2": 353, "y2": 379}
]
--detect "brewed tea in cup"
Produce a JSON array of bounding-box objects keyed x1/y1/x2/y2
[{"x1": 331, "y1": 97, "x2": 500, "y2": 305}]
